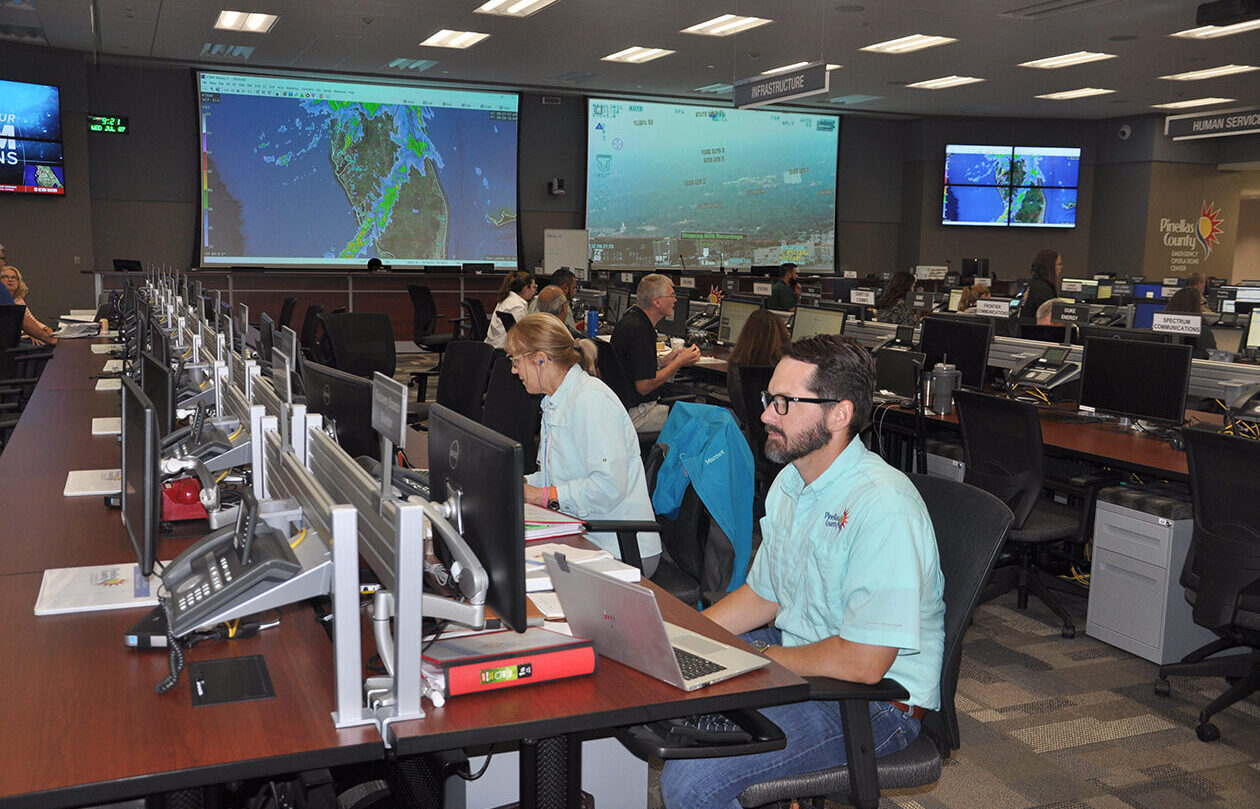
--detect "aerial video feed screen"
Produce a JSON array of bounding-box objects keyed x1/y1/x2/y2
[
  {"x1": 198, "y1": 72, "x2": 518, "y2": 268},
  {"x1": 942, "y1": 144, "x2": 1079, "y2": 228},
  {"x1": 0, "y1": 78, "x2": 65, "y2": 195},
  {"x1": 586, "y1": 98, "x2": 838, "y2": 271}
]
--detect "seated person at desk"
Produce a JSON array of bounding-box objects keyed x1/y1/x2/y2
[
  {"x1": 1, "y1": 265, "x2": 57, "y2": 345},
  {"x1": 661, "y1": 335, "x2": 945, "y2": 809},
  {"x1": 611, "y1": 273, "x2": 701, "y2": 433},
  {"x1": 957, "y1": 283, "x2": 991, "y2": 313},
  {"x1": 1036, "y1": 297, "x2": 1074, "y2": 326},
  {"x1": 1165, "y1": 286, "x2": 1216, "y2": 358},
  {"x1": 507, "y1": 313, "x2": 660, "y2": 574},
  {"x1": 484, "y1": 270, "x2": 537, "y2": 349},
  {"x1": 873, "y1": 270, "x2": 920, "y2": 326},
  {"x1": 529, "y1": 267, "x2": 579, "y2": 332},
  {"x1": 1023, "y1": 249, "x2": 1062, "y2": 317},
  {"x1": 767, "y1": 262, "x2": 800, "y2": 311},
  {"x1": 534, "y1": 284, "x2": 582, "y2": 338},
  {"x1": 726, "y1": 308, "x2": 790, "y2": 427}
]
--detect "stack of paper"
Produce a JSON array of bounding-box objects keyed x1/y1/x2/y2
[
  {"x1": 55, "y1": 319, "x2": 102, "y2": 339},
  {"x1": 524, "y1": 503, "x2": 584, "y2": 541},
  {"x1": 34, "y1": 563, "x2": 161, "y2": 615},
  {"x1": 524, "y1": 543, "x2": 640, "y2": 592}
]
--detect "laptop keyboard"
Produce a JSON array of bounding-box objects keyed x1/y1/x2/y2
[{"x1": 673, "y1": 646, "x2": 727, "y2": 680}]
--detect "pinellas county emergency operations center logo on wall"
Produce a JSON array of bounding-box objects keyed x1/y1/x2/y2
[{"x1": 1195, "y1": 200, "x2": 1225, "y2": 258}]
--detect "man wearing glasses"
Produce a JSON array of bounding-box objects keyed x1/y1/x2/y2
[
  {"x1": 610, "y1": 273, "x2": 700, "y2": 433},
  {"x1": 661, "y1": 334, "x2": 944, "y2": 809}
]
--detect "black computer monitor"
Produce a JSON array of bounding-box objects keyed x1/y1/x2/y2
[
  {"x1": 1076, "y1": 324, "x2": 1172, "y2": 345},
  {"x1": 237, "y1": 302, "x2": 250, "y2": 352},
  {"x1": 791, "y1": 305, "x2": 847, "y2": 341},
  {"x1": 960, "y1": 257, "x2": 989, "y2": 279},
  {"x1": 140, "y1": 350, "x2": 176, "y2": 437},
  {"x1": 716, "y1": 299, "x2": 760, "y2": 345},
  {"x1": 875, "y1": 349, "x2": 925, "y2": 399},
  {"x1": 112, "y1": 258, "x2": 143, "y2": 272},
  {"x1": 149, "y1": 321, "x2": 170, "y2": 368},
  {"x1": 919, "y1": 315, "x2": 994, "y2": 391},
  {"x1": 428, "y1": 403, "x2": 528, "y2": 633},
  {"x1": 1132, "y1": 300, "x2": 1167, "y2": 330},
  {"x1": 821, "y1": 300, "x2": 866, "y2": 324},
  {"x1": 462, "y1": 262, "x2": 494, "y2": 275},
  {"x1": 121, "y1": 375, "x2": 160, "y2": 578},
  {"x1": 655, "y1": 287, "x2": 693, "y2": 338},
  {"x1": 605, "y1": 288, "x2": 633, "y2": 324},
  {"x1": 258, "y1": 312, "x2": 275, "y2": 364},
  {"x1": 302, "y1": 361, "x2": 378, "y2": 460},
  {"x1": 1078, "y1": 337, "x2": 1192, "y2": 425},
  {"x1": 1018, "y1": 323, "x2": 1071, "y2": 345}
]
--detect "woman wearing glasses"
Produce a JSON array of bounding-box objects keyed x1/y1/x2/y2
[
  {"x1": 1, "y1": 265, "x2": 57, "y2": 345},
  {"x1": 505, "y1": 313, "x2": 660, "y2": 574}
]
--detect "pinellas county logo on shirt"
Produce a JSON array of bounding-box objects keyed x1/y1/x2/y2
[{"x1": 824, "y1": 509, "x2": 850, "y2": 533}]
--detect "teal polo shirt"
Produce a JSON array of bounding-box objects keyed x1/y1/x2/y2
[{"x1": 747, "y1": 438, "x2": 945, "y2": 710}]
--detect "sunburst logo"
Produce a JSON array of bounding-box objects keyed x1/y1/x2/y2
[
  {"x1": 1195, "y1": 200, "x2": 1224, "y2": 259},
  {"x1": 824, "y1": 509, "x2": 851, "y2": 533}
]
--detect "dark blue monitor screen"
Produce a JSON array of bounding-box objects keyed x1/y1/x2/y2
[{"x1": 0, "y1": 78, "x2": 65, "y2": 195}]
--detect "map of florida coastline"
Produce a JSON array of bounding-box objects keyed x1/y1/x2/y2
[{"x1": 319, "y1": 101, "x2": 449, "y2": 261}]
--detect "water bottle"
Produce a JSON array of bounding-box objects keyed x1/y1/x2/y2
[{"x1": 585, "y1": 309, "x2": 599, "y2": 336}]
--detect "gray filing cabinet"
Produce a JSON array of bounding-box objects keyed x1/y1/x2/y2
[{"x1": 1086, "y1": 489, "x2": 1217, "y2": 664}]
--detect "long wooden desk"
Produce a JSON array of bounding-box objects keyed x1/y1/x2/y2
[{"x1": 1, "y1": 337, "x2": 807, "y2": 809}]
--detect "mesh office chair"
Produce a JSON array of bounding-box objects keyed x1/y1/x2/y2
[
  {"x1": 954, "y1": 390, "x2": 1085, "y2": 638},
  {"x1": 735, "y1": 365, "x2": 784, "y2": 518},
  {"x1": 276, "y1": 297, "x2": 298, "y2": 330},
  {"x1": 496, "y1": 310, "x2": 517, "y2": 333},
  {"x1": 458, "y1": 298, "x2": 490, "y2": 342},
  {"x1": 406, "y1": 285, "x2": 453, "y2": 401},
  {"x1": 299, "y1": 304, "x2": 324, "y2": 361},
  {"x1": 411, "y1": 339, "x2": 495, "y2": 428},
  {"x1": 1156, "y1": 427, "x2": 1260, "y2": 742},
  {"x1": 318, "y1": 312, "x2": 397, "y2": 379},
  {"x1": 480, "y1": 355, "x2": 540, "y2": 471}
]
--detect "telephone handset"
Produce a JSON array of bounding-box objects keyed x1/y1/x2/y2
[
  {"x1": 162, "y1": 487, "x2": 301, "y2": 637},
  {"x1": 687, "y1": 305, "x2": 719, "y2": 333},
  {"x1": 1011, "y1": 346, "x2": 1078, "y2": 389}
]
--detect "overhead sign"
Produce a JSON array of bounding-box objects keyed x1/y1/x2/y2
[
  {"x1": 1165, "y1": 106, "x2": 1260, "y2": 141},
  {"x1": 1152, "y1": 312, "x2": 1202, "y2": 335},
  {"x1": 733, "y1": 62, "x2": 829, "y2": 109}
]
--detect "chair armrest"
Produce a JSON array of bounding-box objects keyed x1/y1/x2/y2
[
  {"x1": 582, "y1": 519, "x2": 660, "y2": 572},
  {"x1": 803, "y1": 676, "x2": 910, "y2": 703},
  {"x1": 811, "y1": 677, "x2": 909, "y2": 809}
]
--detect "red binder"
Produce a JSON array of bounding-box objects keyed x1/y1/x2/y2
[{"x1": 422, "y1": 626, "x2": 597, "y2": 697}]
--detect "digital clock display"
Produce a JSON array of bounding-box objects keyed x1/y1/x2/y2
[{"x1": 87, "y1": 115, "x2": 129, "y2": 134}]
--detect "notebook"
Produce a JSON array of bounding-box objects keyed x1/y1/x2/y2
[
  {"x1": 91, "y1": 417, "x2": 122, "y2": 436},
  {"x1": 543, "y1": 552, "x2": 768, "y2": 691},
  {"x1": 64, "y1": 468, "x2": 122, "y2": 497}
]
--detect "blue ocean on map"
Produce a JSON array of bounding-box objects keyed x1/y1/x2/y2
[
  {"x1": 944, "y1": 151, "x2": 1010, "y2": 186},
  {"x1": 1043, "y1": 188, "x2": 1078, "y2": 225},
  {"x1": 1014, "y1": 153, "x2": 1080, "y2": 188},
  {"x1": 943, "y1": 185, "x2": 1009, "y2": 225}
]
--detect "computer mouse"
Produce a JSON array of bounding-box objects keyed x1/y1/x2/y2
[{"x1": 1169, "y1": 432, "x2": 1185, "y2": 452}]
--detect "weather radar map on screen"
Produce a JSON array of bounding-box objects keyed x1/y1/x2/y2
[
  {"x1": 198, "y1": 72, "x2": 518, "y2": 267},
  {"x1": 943, "y1": 144, "x2": 1078, "y2": 228},
  {"x1": 0, "y1": 78, "x2": 65, "y2": 195},
  {"x1": 586, "y1": 99, "x2": 838, "y2": 271}
]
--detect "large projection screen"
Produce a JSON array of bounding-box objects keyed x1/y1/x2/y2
[
  {"x1": 585, "y1": 98, "x2": 839, "y2": 272},
  {"x1": 197, "y1": 71, "x2": 519, "y2": 268}
]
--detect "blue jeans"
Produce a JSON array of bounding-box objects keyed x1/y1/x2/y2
[{"x1": 659, "y1": 628, "x2": 922, "y2": 809}]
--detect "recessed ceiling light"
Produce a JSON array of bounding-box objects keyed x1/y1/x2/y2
[
  {"x1": 861, "y1": 34, "x2": 956, "y2": 54},
  {"x1": 906, "y1": 75, "x2": 982, "y2": 89},
  {"x1": 1152, "y1": 97, "x2": 1235, "y2": 109},
  {"x1": 386, "y1": 58, "x2": 438, "y2": 72},
  {"x1": 682, "y1": 14, "x2": 772, "y2": 36},
  {"x1": 830, "y1": 94, "x2": 880, "y2": 105},
  {"x1": 420, "y1": 29, "x2": 490, "y2": 48},
  {"x1": 694, "y1": 83, "x2": 734, "y2": 94},
  {"x1": 215, "y1": 10, "x2": 278, "y2": 33},
  {"x1": 602, "y1": 46, "x2": 675, "y2": 63},
  {"x1": 1171, "y1": 18, "x2": 1260, "y2": 38},
  {"x1": 1160, "y1": 64, "x2": 1258, "y2": 81},
  {"x1": 1019, "y1": 51, "x2": 1116, "y2": 69},
  {"x1": 474, "y1": 0, "x2": 561, "y2": 17},
  {"x1": 1036, "y1": 87, "x2": 1115, "y2": 100}
]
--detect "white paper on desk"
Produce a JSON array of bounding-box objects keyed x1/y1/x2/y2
[
  {"x1": 696, "y1": 357, "x2": 727, "y2": 366},
  {"x1": 101, "y1": 359, "x2": 123, "y2": 373},
  {"x1": 91, "y1": 417, "x2": 121, "y2": 436},
  {"x1": 524, "y1": 543, "x2": 639, "y2": 592},
  {"x1": 34, "y1": 563, "x2": 161, "y2": 616},
  {"x1": 64, "y1": 468, "x2": 121, "y2": 497},
  {"x1": 54, "y1": 322, "x2": 102, "y2": 339},
  {"x1": 528, "y1": 591, "x2": 566, "y2": 620},
  {"x1": 95, "y1": 377, "x2": 121, "y2": 392},
  {"x1": 90, "y1": 343, "x2": 116, "y2": 354}
]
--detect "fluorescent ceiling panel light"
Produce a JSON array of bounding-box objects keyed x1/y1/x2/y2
[
  {"x1": 760, "y1": 62, "x2": 841, "y2": 75},
  {"x1": 215, "y1": 10, "x2": 278, "y2": 32},
  {"x1": 1036, "y1": 87, "x2": 1115, "y2": 99},
  {"x1": 1160, "y1": 64, "x2": 1258, "y2": 81},
  {"x1": 474, "y1": 0, "x2": 560, "y2": 17},
  {"x1": 861, "y1": 34, "x2": 956, "y2": 54},
  {"x1": 602, "y1": 46, "x2": 674, "y2": 63},
  {"x1": 420, "y1": 29, "x2": 490, "y2": 48},
  {"x1": 1152, "y1": 97, "x2": 1235, "y2": 109},
  {"x1": 386, "y1": 58, "x2": 438, "y2": 71},
  {"x1": 907, "y1": 75, "x2": 983, "y2": 89},
  {"x1": 694, "y1": 83, "x2": 734, "y2": 93},
  {"x1": 682, "y1": 14, "x2": 772, "y2": 36},
  {"x1": 1171, "y1": 19, "x2": 1260, "y2": 39},
  {"x1": 830, "y1": 94, "x2": 880, "y2": 105},
  {"x1": 1019, "y1": 51, "x2": 1115, "y2": 69}
]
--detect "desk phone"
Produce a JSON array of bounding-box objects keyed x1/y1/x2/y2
[
  {"x1": 1012, "y1": 346, "x2": 1078, "y2": 388},
  {"x1": 162, "y1": 487, "x2": 300, "y2": 636}
]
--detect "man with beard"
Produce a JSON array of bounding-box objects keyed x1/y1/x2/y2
[{"x1": 660, "y1": 335, "x2": 945, "y2": 809}]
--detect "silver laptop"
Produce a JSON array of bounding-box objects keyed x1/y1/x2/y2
[{"x1": 543, "y1": 552, "x2": 769, "y2": 691}]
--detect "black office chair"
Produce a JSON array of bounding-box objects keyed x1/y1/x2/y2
[
  {"x1": 480, "y1": 356, "x2": 540, "y2": 471},
  {"x1": 617, "y1": 475, "x2": 1013, "y2": 809},
  {"x1": 458, "y1": 298, "x2": 490, "y2": 342},
  {"x1": 406, "y1": 285, "x2": 453, "y2": 400},
  {"x1": 1156, "y1": 427, "x2": 1260, "y2": 743},
  {"x1": 954, "y1": 390, "x2": 1085, "y2": 638},
  {"x1": 0, "y1": 305, "x2": 25, "y2": 349},
  {"x1": 735, "y1": 365, "x2": 784, "y2": 519},
  {"x1": 318, "y1": 312, "x2": 396, "y2": 379},
  {"x1": 496, "y1": 310, "x2": 517, "y2": 334},
  {"x1": 299, "y1": 304, "x2": 324, "y2": 361},
  {"x1": 411, "y1": 339, "x2": 495, "y2": 428},
  {"x1": 276, "y1": 297, "x2": 298, "y2": 331}
]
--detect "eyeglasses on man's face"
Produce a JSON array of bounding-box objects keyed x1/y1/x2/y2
[{"x1": 760, "y1": 390, "x2": 841, "y2": 415}]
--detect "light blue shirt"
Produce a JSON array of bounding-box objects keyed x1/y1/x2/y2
[
  {"x1": 525, "y1": 364, "x2": 661, "y2": 561},
  {"x1": 748, "y1": 439, "x2": 945, "y2": 710}
]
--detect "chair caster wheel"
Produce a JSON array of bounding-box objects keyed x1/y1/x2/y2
[
  {"x1": 1154, "y1": 679, "x2": 1170, "y2": 697},
  {"x1": 1061, "y1": 626, "x2": 1076, "y2": 639},
  {"x1": 1196, "y1": 723, "x2": 1220, "y2": 743}
]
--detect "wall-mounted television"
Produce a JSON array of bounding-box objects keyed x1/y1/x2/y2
[
  {"x1": 942, "y1": 144, "x2": 1079, "y2": 228},
  {"x1": 0, "y1": 79, "x2": 65, "y2": 195},
  {"x1": 196, "y1": 71, "x2": 519, "y2": 269}
]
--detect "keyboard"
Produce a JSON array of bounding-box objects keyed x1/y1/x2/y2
[
  {"x1": 665, "y1": 712, "x2": 753, "y2": 744},
  {"x1": 673, "y1": 646, "x2": 726, "y2": 680}
]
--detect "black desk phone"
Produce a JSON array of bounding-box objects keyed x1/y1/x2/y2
[
  {"x1": 1012, "y1": 345, "x2": 1078, "y2": 388},
  {"x1": 162, "y1": 487, "x2": 300, "y2": 637}
]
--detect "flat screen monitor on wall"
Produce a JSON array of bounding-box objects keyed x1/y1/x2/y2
[
  {"x1": 585, "y1": 98, "x2": 839, "y2": 272},
  {"x1": 0, "y1": 78, "x2": 65, "y2": 195},
  {"x1": 942, "y1": 144, "x2": 1079, "y2": 228},
  {"x1": 196, "y1": 71, "x2": 519, "y2": 269}
]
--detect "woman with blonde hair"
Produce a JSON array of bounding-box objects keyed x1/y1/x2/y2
[
  {"x1": 506, "y1": 313, "x2": 660, "y2": 573},
  {"x1": 957, "y1": 283, "x2": 991, "y2": 313},
  {"x1": 1, "y1": 265, "x2": 57, "y2": 344}
]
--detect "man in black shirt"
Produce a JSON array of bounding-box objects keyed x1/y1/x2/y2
[
  {"x1": 611, "y1": 273, "x2": 700, "y2": 432},
  {"x1": 768, "y1": 262, "x2": 799, "y2": 311}
]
